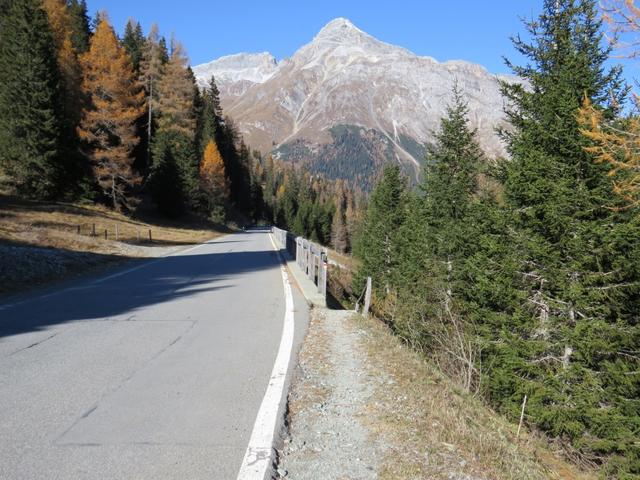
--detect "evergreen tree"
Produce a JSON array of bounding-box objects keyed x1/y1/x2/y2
[
  {"x1": 189, "y1": 67, "x2": 204, "y2": 154},
  {"x1": 156, "y1": 39, "x2": 195, "y2": 137},
  {"x1": 235, "y1": 140, "x2": 255, "y2": 212},
  {"x1": 354, "y1": 165, "x2": 407, "y2": 301},
  {"x1": 391, "y1": 85, "x2": 486, "y2": 390},
  {"x1": 416, "y1": 83, "x2": 484, "y2": 265},
  {"x1": 279, "y1": 172, "x2": 299, "y2": 229},
  {"x1": 493, "y1": 0, "x2": 639, "y2": 472},
  {"x1": 149, "y1": 131, "x2": 184, "y2": 217},
  {"x1": 78, "y1": 16, "x2": 144, "y2": 210},
  {"x1": 155, "y1": 39, "x2": 199, "y2": 206},
  {"x1": 66, "y1": 0, "x2": 90, "y2": 53},
  {"x1": 400, "y1": 84, "x2": 485, "y2": 289},
  {"x1": 120, "y1": 18, "x2": 146, "y2": 176},
  {"x1": 215, "y1": 117, "x2": 252, "y2": 212},
  {"x1": 331, "y1": 187, "x2": 348, "y2": 253},
  {"x1": 139, "y1": 23, "x2": 164, "y2": 171},
  {"x1": 0, "y1": 0, "x2": 65, "y2": 198},
  {"x1": 199, "y1": 76, "x2": 223, "y2": 154},
  {"x1": 122, "y1": 18, "x2": 145, "y2": 72},
  {"x1": 158, "y1": 36, "x2": 169, "y2": 64},
  {"x1": 43, "y1": 0, "x2": 83, "y2": 123},
  {"x1": 43, "y1": 0, "x2": 87, "y2": 195}
]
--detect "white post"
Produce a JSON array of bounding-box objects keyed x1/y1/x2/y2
[
  {"x1": 517, "y1": 395, "x2": 528, "y2": 439},
  {"x1": 363, "y1": 277, "x2": 372, "y2": 317}
]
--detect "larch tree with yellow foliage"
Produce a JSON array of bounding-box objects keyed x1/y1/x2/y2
[
  {"x1": 42, "y1": 0, "x2": 82, "y2": 127},
  {"x1": 78, "y1": 16, "x2": 144, "y2": 210},
  {"x1": 156, "y1": 39, "x2": 195, "y2": 138},
  {"x1": 200, "y1": 140, "x2": 228, "y2": 221},
  {"x1": 579, "y1": 99, "x2": 640, "y2": 208},
  {"x1": 579, "y1": 0, "x2": 640, "y2": 209}
]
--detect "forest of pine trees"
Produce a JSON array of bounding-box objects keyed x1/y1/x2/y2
[
  {"x1": 258, "y1": 154, "x2": 364, "y2": 250},
  {"x1": 354, "y1": 1, "x2": 640, "y2": 476},
  {"x1": 0, "y1": 0, "x2": 260, "y2": 222}
]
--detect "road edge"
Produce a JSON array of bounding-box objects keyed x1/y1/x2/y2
[{"x1": 235, "y1": 234, "x2": 297, "y2": 480}]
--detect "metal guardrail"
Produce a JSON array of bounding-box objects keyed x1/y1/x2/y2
[{"x1": 271, "y1": 226, "x2": 327, "y2": 297}]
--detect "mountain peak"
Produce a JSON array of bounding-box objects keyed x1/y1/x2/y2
[{"x1": 315, "y1": 17, "x2": 364, "y2": 40}]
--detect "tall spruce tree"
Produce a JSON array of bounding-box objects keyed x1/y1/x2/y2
[
  {"x1": 199, "y1": 76, "x2": 223, "y2": 155},
  {"x1": 149, "y1": 131, "x2": 184, "y2": 217},
  {"x1": 154, "y1": 39, "x2": 199, "y2": 207},
  {"x1": 495, "y1": 0, "x2": 639, "y2": 473},
  {"x1": 120, "y1": 19, "x2": 147, "y2": 175},
  {"x1": 43, "y1": 0, "x2": 88, "y2": 196},
  {"x1": 0, "y1": 0, "x2": 65, "y2": 198},
  {"x1": 139, "y1": 24, "x2": 164, "y2": 172},
  {"x1": 395, "y1": 85, "x2": 484, "y2": 326},
  {"x1": 416, "y1": 83, "x2": 484, "y2": 268},
  {"x1": 66, "y1": 0, "x2": 90, "y2": 53},
  {"x1": 122, "y1": 18, "x2": 145, "y2": 72},
  {"x1": 354, "y1": 165, "x2": 407, "y2": 302}
]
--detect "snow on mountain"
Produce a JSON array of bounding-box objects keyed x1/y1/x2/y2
[
  {"x1": 192, "y1": 52, "x2": 278, "y2": 99},
  {"x1": 193, "y1": 18, "x2": 513, "y2": 186}
]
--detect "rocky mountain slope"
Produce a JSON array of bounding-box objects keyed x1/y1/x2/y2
[{"x1": 193, "y1": 18, "x2": 514, "y2": 188}]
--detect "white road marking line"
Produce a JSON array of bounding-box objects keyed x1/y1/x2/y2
[
  {"x1": 91, "y1": 240, "x2": 215, "y2": 285},
  {"x1": 90, "y1": 258, "x2": 163, "y2": 284},
  {"x1": 236, "y1": 234, "x2": 295, "y2": 480}
]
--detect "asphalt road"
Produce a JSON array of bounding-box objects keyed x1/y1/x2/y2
[{"x1": 0, "y1": 229, "x2": 309, "y2": 479}]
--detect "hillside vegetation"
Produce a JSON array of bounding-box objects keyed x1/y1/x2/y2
[{"x1": 353, "y1": 2, "x2": 640, "y2": 477}]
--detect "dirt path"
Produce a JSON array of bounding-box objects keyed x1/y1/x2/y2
[{"x1": 277, "y1": 308, "x2": 387, "y2": 479}]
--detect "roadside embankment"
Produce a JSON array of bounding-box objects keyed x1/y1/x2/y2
[
  {"x1": 0, "y1": 195, "x2": 224, "y2": 295},
  {"x1": 277, "y1": 306, "x2": 594, "y2": 479}
]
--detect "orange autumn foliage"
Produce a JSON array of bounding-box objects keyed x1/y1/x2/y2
[
  {"x1": 78, "y1": 16, "x2": 144, "y2": 209},
  {"x1": 579, "y1": 98, "x2": 640, "y2": 209},
  {"x1": 42, "y1": 0, "x2": 82, "y2": 124},
  {"x1": 200, "y1": 140, "x2": 229, "y2": 210},
  {"x1": 578, "y1": 1, "x2": 640, "y2": 209}
]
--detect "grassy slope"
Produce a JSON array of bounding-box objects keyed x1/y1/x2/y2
[
  {"x1": 0, "y1": 194, "x2": 225, "y2": 295},
  {"x1": 352, "y1": 313, "x2": 596, "y2": 480}
]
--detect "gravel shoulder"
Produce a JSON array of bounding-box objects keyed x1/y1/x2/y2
[
  {"x1": 277, "y1": 308, "x2": 594, "y2": 480},
  {"x1": 277, "y1": 308, "x2": 386, "y2": 479}
]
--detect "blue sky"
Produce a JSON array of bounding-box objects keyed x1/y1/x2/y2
[
  {"x1": 86, "y1": 0, "x2": 545, "y2": 72},
  {"x1": 86, "y1": 0, "x2": 636, "y2": 83}
]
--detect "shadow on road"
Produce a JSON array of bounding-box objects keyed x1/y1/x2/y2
[{"x1": 0, "y1": 247, "x2": 281, "y2": 340}]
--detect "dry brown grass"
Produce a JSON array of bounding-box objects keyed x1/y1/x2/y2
[
  {"x1": 0, "y1": 195, "x2": 226, "y2": 295},
  {"x1": 0, "y1": 195, "x2": 223, "y2": 254},
  {"x1": 327, "y1": 248, "x2": 359, "y2": 271},
  {"x1": 350, "y1": 313, "x2": 596, "y2": 480}
]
